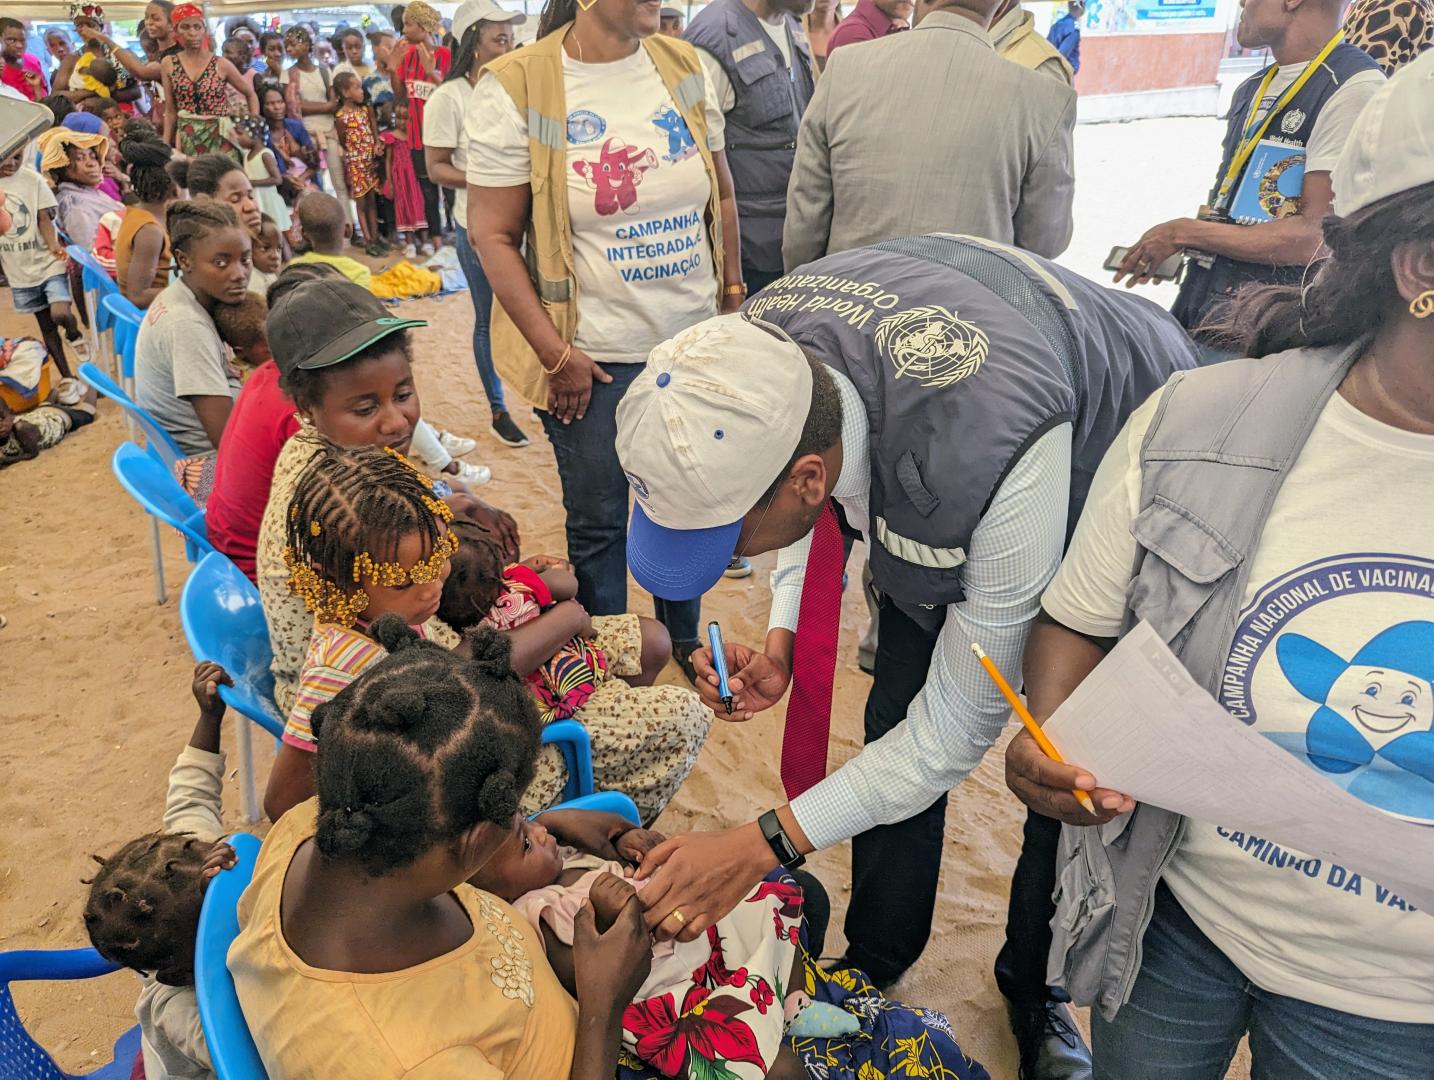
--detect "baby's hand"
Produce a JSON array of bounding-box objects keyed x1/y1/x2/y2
[
  {"x1": 588, "y1": 871, "x2": 637, "y2": 935},
  {"x1": 616, "y1": 827, "x2": 667, "y2": 867},
  {"x1": 200, "y1": 841, "x2": 237, "y2": 880},
  {"x1": 192, "y1": 661, "x2": 233, "y2": 719}
]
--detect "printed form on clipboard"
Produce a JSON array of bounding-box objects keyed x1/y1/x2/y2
[{"x1": 1228, "y1": 139, "x2": 1308, "y2": 225}]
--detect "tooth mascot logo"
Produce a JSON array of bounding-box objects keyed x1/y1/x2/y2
[{"x1": 1277, "y1": 621, "x2": 1434, "y2": 784}]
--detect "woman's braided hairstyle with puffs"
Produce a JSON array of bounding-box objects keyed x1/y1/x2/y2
[
  {"x1": 82, "y1": 833, "x2": 212, "y2": 986},
  {"x1": 311, "y1": 615, "x2": 542, "y2": 876}
]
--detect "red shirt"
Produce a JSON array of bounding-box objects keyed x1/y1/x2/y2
[
  {"x1": 206, "y1": 361, "x2": 301, "y2": 581},
  {"x1": 395, "y1": 43, "x2": 450, "y2": 151},
  {"x1": 825, "y1": 0, "x2": 909, "y2": 55},
  {"x1": 1, "y1": 54, "x2": 48, "y2": 101}
]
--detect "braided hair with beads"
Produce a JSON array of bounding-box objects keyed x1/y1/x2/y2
[
  {"x1": 310, "y1": 614, "x2": 543, "y2": 876},
  {"x1": 284, "y1": 439, "x2": 457, "y2": 627},
  {"x1": 82, "y1": 832, "x2": 213, "y2": 986}
]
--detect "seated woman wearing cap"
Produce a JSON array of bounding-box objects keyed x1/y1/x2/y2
[
  {"x1": 1006, "y1": 56, "x2": 1434, "y2": 1076},
  {"x1": 255, "y1": 274, "x2": 707, "y2": 832}
]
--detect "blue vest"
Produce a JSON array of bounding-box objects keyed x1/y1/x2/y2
[
  {"x1": 1173, "y1": 42, "x2": 1380, "y2": 332},
  {"x1": 686, "y1": 0, "x2": 814, "y2": 275},
  {"x1": 745, "y1": 234, "x2": 1199, "y2": 611}
]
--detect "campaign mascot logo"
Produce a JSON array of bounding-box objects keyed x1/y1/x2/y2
[{"x1": 1219, "y1": 554, "x2": 1434, "y2": 821}]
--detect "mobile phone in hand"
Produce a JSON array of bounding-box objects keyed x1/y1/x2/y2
[{"x1": 1105, "y1": 245, "x2": 1183, "y2": 282}]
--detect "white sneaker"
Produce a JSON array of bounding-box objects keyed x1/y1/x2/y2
[
  {"x1": 419, "y1": 241, "x2": 435, "y2": 257},
  {"x1": 447, "y1": 458, "x2": 493, "y2": 484},
  {"x1": 69, "y1": 339, "x2": 90, "y2": 363},
  {"x1": 437, "y1": 429, "x2": 478, "y2": 457},
  {"x1": 449, "y1": 459, "x2": 492, "y2": 486},
  {"x1": 403, "y1": 243, "x2": 418, "y2": 259},
  {"x1": 55, "y1": 377, "x2": 82, "y2": 406}
]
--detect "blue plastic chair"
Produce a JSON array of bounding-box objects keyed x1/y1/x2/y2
[
  {"x1": 100, "y1": 293, "x2": 144, "y2": 386},
  {"x1": 0, "y1": 949, "x2": 140, "y2": 1080},
  {"x1": 113, "y1": 442, "x2": 211, "y2": 564},
  {"x1": 180, "y1": 554, "x2": 284, "y2": 823},
  {"x1": 67, "y1": 245, "x2": 118, "y2": 374},
  {"x1": 80, "y1": 362, "x2": 184, "y2": 471},
  {"x1": 195, "y1": 834, "x2": 267, "y2": 1080}
]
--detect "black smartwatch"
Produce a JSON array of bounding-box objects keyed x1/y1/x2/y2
[{"x1": 758, "y1": 809, "x2": 806, "y2": 870}]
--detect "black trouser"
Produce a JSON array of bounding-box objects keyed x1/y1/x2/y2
[
  {"x1": 842, "y1": 598, "x2": 947, "y2": 984},
  {"x1": 744, "y1": 263, "x2": 786, "y2": 298},
  {"x1": 994, "y1": 805, "x2": 1066, "y2": 1009},
  {"x1": 410, "y1": 148, "x2": 441, "y2": 239}
]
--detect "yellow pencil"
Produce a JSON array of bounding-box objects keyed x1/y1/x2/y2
[{"x1": 971, "y1": 642, "x2": 1098, "y2": 817}]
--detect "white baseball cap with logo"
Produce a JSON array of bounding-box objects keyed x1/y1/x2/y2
[
  {"x1": 452, "y1": 0, "x2": 526, "y2": 42},
  {"x1": 617, "y1": 315, "x2": 814, "y2": 600},
  {"x1": 1332, "y1": 48, "x2": 1434, "y2": 217}
]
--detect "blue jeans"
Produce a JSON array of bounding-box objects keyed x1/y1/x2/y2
[
  {"x1": 538, "y1": 361, "x2": 699, "y2": 645},
  {"x1": 455, "y1": 224, "x2": 507, "y2": 415},
  {"x1": 1093, "y1": 884, "x2": 1434, "y2": 1079}
]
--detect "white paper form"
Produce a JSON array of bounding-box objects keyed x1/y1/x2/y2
[{"x1": 1043, "y1": 621, "x2": 1434, "y2": 914}]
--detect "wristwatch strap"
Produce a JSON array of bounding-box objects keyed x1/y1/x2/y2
[{"x1": 758, "y1": 809, "x2": 806, "y2": 870}]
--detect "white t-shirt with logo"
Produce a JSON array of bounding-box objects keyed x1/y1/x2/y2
[
  {"x1": 1043, "y1": 382, "x2": 1434, "y2": 1023},
  {"x1": 0, "y1": 166, "x2": 65, "y2": 288},
  {"x1": 464, "y1": 48, "x2": 725, "y2": 364}
]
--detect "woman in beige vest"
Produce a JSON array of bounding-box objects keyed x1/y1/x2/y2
[{"x1": 466, "y1": 0, "x2": 743, "y2": 677}]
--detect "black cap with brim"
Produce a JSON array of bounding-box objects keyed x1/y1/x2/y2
[{"x1": 268, "y1": 276, "x2": 428, "y2": 379}]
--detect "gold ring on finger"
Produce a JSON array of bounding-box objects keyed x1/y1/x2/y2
[{"x1": 670, "y1": 908, "x2": 687, "y2": 926}]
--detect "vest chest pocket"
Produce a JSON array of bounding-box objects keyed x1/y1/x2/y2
[
  {"x1": 1125, "y1": 496, "x2": 1241, "y2": 647},
  {"x1": 731, "y1": 47, "x2": 794, "y2": 130}
]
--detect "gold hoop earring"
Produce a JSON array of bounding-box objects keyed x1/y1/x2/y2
[{"x1": 1411, "y1": 290, "x2": 1434, "y2": 320}]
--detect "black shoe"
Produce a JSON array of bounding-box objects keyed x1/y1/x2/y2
[
  {"x1": 1006, "y1": 1000, "x2": 1092, "y2": 1080},
  {"x1": 491, "y1": 411, "x2": 530, "y2": 448},
  {"x1": 788, "y1": 867, "x2": 829, "y2": 959},
  {"x1": 671, "y1": 640, "x2": 700, "y2": 685}
]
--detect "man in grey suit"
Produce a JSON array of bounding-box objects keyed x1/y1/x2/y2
[{"x1": 782, "y1": 0, "x2": 1076, "y2": 270}]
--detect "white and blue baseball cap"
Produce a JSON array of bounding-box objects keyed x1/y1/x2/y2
[{"x1": 616, "y1": 315, "x2": 813, "y2": 601}]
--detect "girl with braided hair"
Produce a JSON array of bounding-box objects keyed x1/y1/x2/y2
[
  {"x1": 132, "y1": 199, "x2": 250, "y2": 460},
  {"x1": 83, "y1": 660, "x2": 241, "y2": 1079},
  {"x1": 231, "y1": 617, "x2": 655, "y2": 1079}
]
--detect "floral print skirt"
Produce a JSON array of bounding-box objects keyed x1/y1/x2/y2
[{"x1": 615, "y1": 872, "x2": 991, "y2": 1080}]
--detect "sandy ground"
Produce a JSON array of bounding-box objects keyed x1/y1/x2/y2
[{"x1": 1, "y1": 116, "x2": 1255, "y2": 1077}]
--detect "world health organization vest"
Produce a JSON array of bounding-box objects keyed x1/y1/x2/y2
[
  {"x1": 745, "y1": 234, "x2": 1199, "y2": 611},
  {"x1": 686, "y1": 0, "x2": 814, "y2": 276},
  {"x1": 1172, "y1": 42, "x2": 1379, "y2": 333}
]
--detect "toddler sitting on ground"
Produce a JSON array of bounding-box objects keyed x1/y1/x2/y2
[
  {"x1": 82, "y1": 662, "x2": 240, "y2": 1080},
  {"x1": 0, "y1": 380, "x2": 95, "y2": 468}
]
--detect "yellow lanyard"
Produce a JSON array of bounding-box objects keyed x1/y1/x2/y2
[{"x1": 1217, "y1": 30, "x2": 1345, "y2": 206}]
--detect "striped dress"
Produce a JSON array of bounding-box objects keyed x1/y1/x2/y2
[{"x1": 284, "y1": 622, "x2": 427, "y2": 751}]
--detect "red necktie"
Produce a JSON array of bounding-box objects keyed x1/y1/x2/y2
[{"x1": 781, "y1": 501, "x2": 844, "y2": 799}]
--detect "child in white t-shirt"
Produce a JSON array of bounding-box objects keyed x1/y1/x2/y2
[{"x1": 0, "y1": 146, "x2": 84, "y2": 379}]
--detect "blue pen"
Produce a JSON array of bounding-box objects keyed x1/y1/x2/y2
[{"x1": 707, "y1": 621, "x2": 734, "y2": 715}]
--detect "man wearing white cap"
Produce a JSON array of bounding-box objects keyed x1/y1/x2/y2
[
  {"x1": 1004, "y1": 53, "x2": 1434, "y2": 1075},
  {"x1": 618, "y1": 232, "x2": 1199, "y2": 1078}
]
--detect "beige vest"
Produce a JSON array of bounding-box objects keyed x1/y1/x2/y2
[
  {"x1": 484, "y1": 27, "x2": 725, "y2": 408},
  {"x1": 991, "y1": 6, "x2": 1073, "y2": 85}
]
